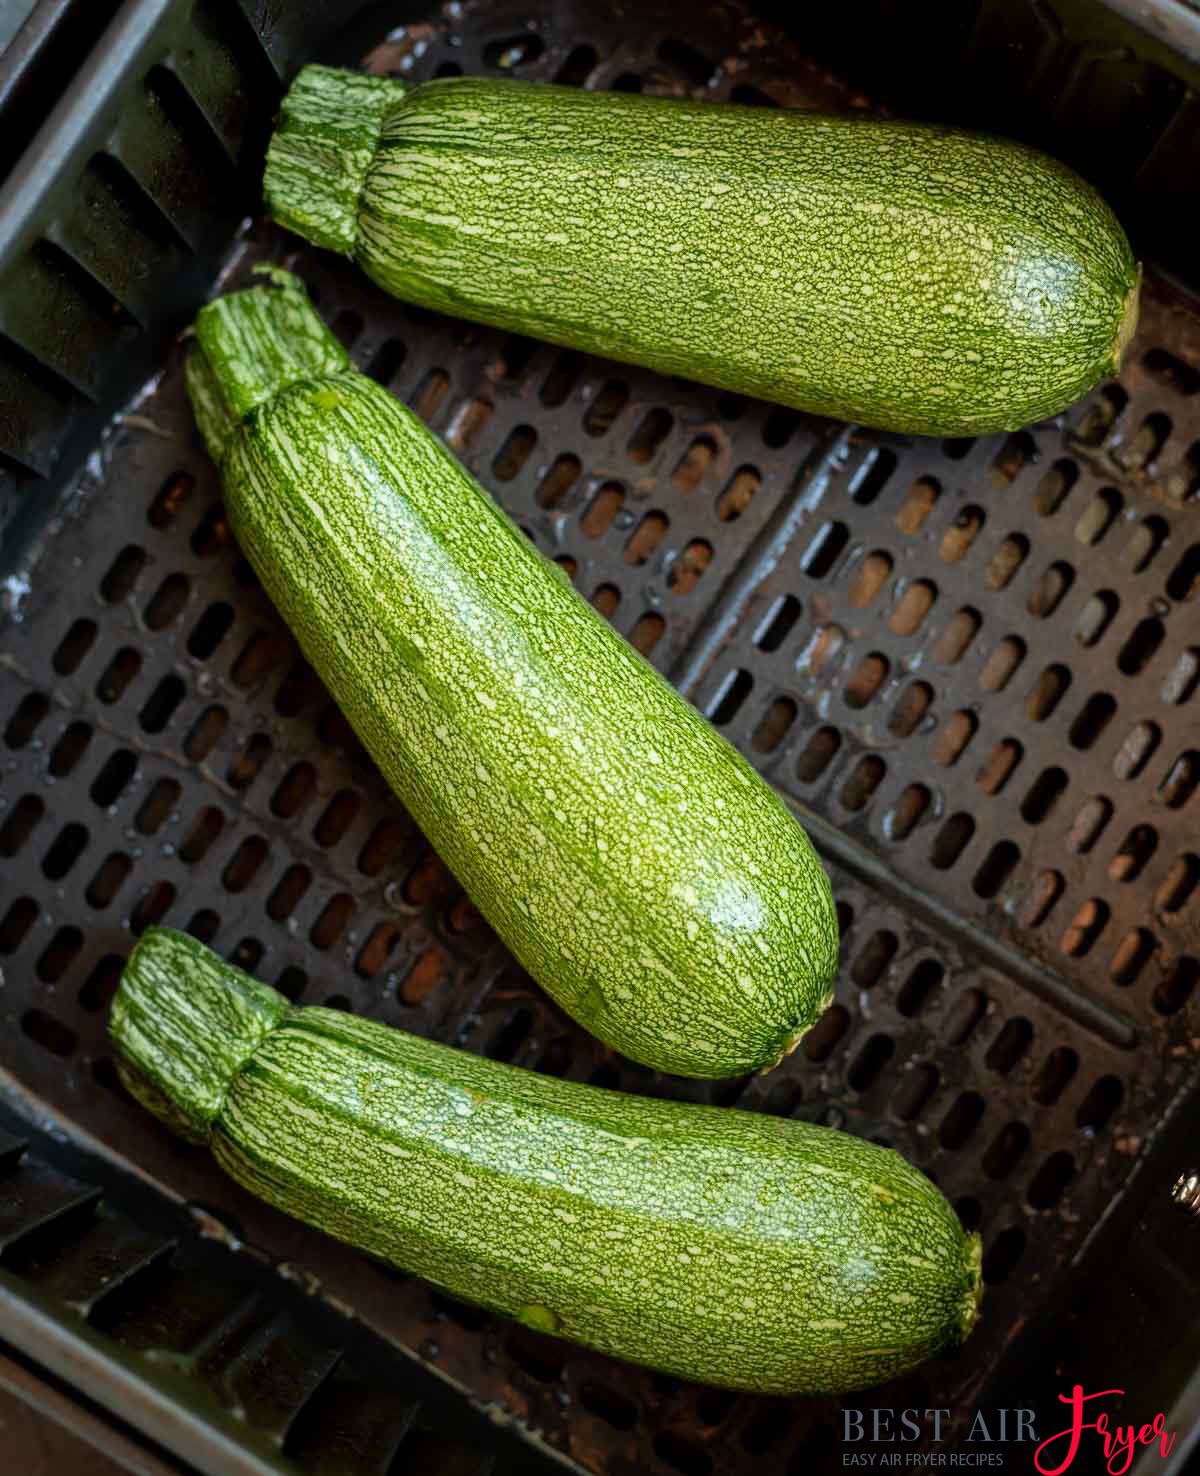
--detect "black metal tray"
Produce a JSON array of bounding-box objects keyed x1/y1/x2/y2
[{"x1": 1, "y1": 1, "x2": 1199, "y2": 1473}]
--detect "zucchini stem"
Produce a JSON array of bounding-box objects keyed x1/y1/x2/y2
[
  {"x1": 186, "y1": 272, "x2": 350, "y2": 462},
  {"x1": 264, "y1": 64, "x2": 405, "y2": 256}
]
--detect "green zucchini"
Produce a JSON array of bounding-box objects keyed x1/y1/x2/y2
[
  {"x1": 110, "y1": 927, "x2": 982, "y2": 1395},
  {"x1": 186, "y1": 271, "x2": 837, "y2": 1080},
  {"x1": 263, "y1": 65, "x2": 1139, "y2": 438}
]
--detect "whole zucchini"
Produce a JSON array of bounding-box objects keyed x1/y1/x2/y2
[
  {"x1": 186, "y1": 272, "x2": 838, "y2": 1080},
  {"x1": 264, "y1": 65, "x2": 1139, "y2": 438},
  {"x1": 110, "y1": 928, "x2": 982, "y2": 1395}
]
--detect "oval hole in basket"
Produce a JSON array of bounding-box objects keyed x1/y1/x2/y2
[
  {"x1": 535, "y1": 453, "x2": 581, "y2": 509},
  {"x1": 892, "y1": 1064, "x2": 940, "y2": 1122},
  {"x1": 148, "y1": 471, "x2": 194, "y2": 529},
  {"x1": 671, "y1": 435, "x2": 718, "y2": 494},
  {"x1": 85, "y1": 850, "x2": 132, "y2": 903},
  {"x1": 1153, "y1": 957, "x2": 1197, "y2": 1015},
  {"x1": 985, "y1": 533, "x2": 1029, "y2": 590},
  {"x1": 934, "y1": 608, "x2": 980, "y2": 664},
  {"x1": 1122, "y1": 515, "x2": 1168, "y2": 573},
  {"x1": 897, "y1": 958, "x2": 943, "y2": 1016},
  {"x1": 850, "y1": 930, "x2": 898, "y2": 990},
  {"x1": 1157, "y1": 750, "x2": 1199, "y2": 809},
  {"x1": 795, "y1": 725, "x2": 841, "y2": 784},
  {"x1": 1161, "y1": 647, "x2": 1200, "y2": 705},
  {"x1": 979, "y1": 635, "x2": 1025, "y2": 692},
  {"x1": 847, "y1": 551, "x2": 893, "y2": 609},
  {"x1": 839, "y1": 754, "x2": 885, "y2": 811},
  {"x1": 752, "y1": 593, "x2": 800, "y2": 652},
  {"x1": 887, "y1": 680, "x2": 932, "y2": 738},
  {"x1": 1166, "y1": 543, "x2": 1200, "y2": 602},
  {"x1": 884, "y1": 783, "x2": 930, "y2": 840},
  {"x1": 931, "y1": 709, "x2": 977, "y2": 766},
  {"x1": 890, "y1": 579, "x2": 937, "y2": 636},
  {"x1": 1027, "y1": 664, "x2": 1071, "y2": 721},
  {"x1": 986, "y1": 1017, "x2": 1032, "y2": 1074},
  {"x1": 624, "y1": 510, "x2": 668, "y2": 565},
  {"x1": 802, "y1": 1005, "x2": 849, "y2": 1062},
  {"x1": 669, "y1": 539, "x2": 713, "y2": 595},
  {"x1": 1032, "y1": 1047, "x2": 1078, "y2": 1106},
  {"x1": 716, "y1": 464, "x2": 760, "y2": 521},
  {"x1": 976, "y1": 737, "x2": 1023, "y2": 795},
  {"x1": 895, "y1": 476, "x2": 940, "y2": 533},
  {"x1": 1027, "y1": 1151, "x2": 1074, "y2": 1210},
  {"x1": 143, "y1": 573, "x2": 189, "y2": 630},
  {"x1": 1021, "y1": 869, "x2": 1064, "y2": 928},
  {"x1": 847, "y1": 1033, "x2": 894, "y2": 1092},
  {"x1": 1076, "y1": 1075, "x2": 1124, "y2": 1129},
  {"x1": 1074, "y1": 488, "x2": 1122, "y2": 546},
  {"x1": 1060, "y1": 898, "x2": 1110, "y2": 957},
  {"x1": 1028, "y1": 561, "x2": 1074, "y2": 618},
  {"x1": 982, "y1": 1227, "x2": 1026, "y2": 1284},
  {"x1": 1073, "y1": 590, "x2": 1119, "y2": 647},
  {"x1": 1155, "y1": 852, "x2": 1199, "y2": 914},
  {"x1": 939, "y1": 505, "x2": 985, "y2": 563},
  {"x1": 849, "y1": 445, "x2": 897, "y2": 505},
  {"x1": 1033, "y1": 459, "x2": 1078, "y2": 515},
  {"x1": 982, "y1": 1121, "x2": 1030, "y2": 1179},
  {"x1": 801, "y1": 520, "x2": 849, "y2": 578},
  {"x1": 1109, "y1": 927, "x2": 1157, "y2": 986},
  {"x1": 990, "y1": 431, "x2": 1035, "y2": 486},
  {"x1": 942, "y1": 988, "x2": 988, "y2": 1046},
  {"x1": 939, "y1": 1091, "x2": 984, "y2": 1150},
  {"x1": 930, "y1": 813, "x2": 974, "y2": 869},
  {"x1": 1109, "y1": 824, "x2": 1158, "y2": 883},
  {"x1": 844, "y1": 653, "x2": 889, "y2": 708},
  {"x1": 750, "y1": 696, "x2": 796, "y2": 753}
]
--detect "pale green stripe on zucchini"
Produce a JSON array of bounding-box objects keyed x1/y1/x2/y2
[
  {"x1": 264, "y1": 65, "x2": 1139, "y2": 437},
  {"x1": 186, "y1": 270, "x2": 838, "y2": 1080},
  {"x1": 111, "y1": 928, "x2": 982, "y2": 1396}
]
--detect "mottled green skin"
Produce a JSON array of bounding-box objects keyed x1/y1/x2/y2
[
  {"x1": 264, "y1": 66, "x2": 1138, "y2": 438},
  {"x1": 109, "y1": 927, "x2": 289, "y2": 1142},
  {"x1": 187, "y1": 276, "x2": 837, "y2": 1079},
  {"x1": 110, "y1": 929, "x2": 982, "y2": 1395}
]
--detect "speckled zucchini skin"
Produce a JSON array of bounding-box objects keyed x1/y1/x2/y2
[
  {"x1": 111, "y1": 928, "x2": 982, "y2": 1396},
  {"x1": 186, "y1": 273, "x2": 838, "y2": 1080},
  {"x1": 264, "y1": 66, "x2": 1139, "y2": 438}
]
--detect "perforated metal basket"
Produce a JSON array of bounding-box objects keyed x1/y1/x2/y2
[{"x1": 1, "y1": 2, "x2": 1199, "y2": 1473}]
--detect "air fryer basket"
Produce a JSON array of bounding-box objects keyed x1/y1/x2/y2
[{"x1": 1, "y1": 1, "x2": 1199, "y2": 1473}]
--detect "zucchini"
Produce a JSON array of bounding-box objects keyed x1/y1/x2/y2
[
  {"x1": 186, "y1": 271, "x2": 838, "y2": 1080},
  {"x1": 264, "y1": 65, "x2": 1139, "y2": 438},
  {"x1": 110, "y1": 927, "x2": 982, "y2": 1395}
]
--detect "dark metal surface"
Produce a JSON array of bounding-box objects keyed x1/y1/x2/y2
[
  {"x1": 4, "y1": 0, "x2": 1200, "y2": 575},
  {"x1": 0, "y1": 1349, "x2": 183, "y2": 1476},
  {"x1": 981, "y1": 1071, "x2": 1200, "y2": 1476},
  {"x1": 0, "y1": 0, "x2": 278, "y2": 565},
  {"x1": 0, "y1": 2, "x2": 74, "y2": 109},
  {"x1": 0, "y1": 1091, "x2": 575, "y2": 1476},
  {"x1": 0, "y1": 2, "x2": 1198, "y2": 1474},
  {"x1": 1090, "y1": 0, "x2": 1200, "y2": 69}
]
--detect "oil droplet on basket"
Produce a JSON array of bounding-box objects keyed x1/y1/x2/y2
[{"x1": 517, "y1": 1304, "x2": 561, "y2": 1334}]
